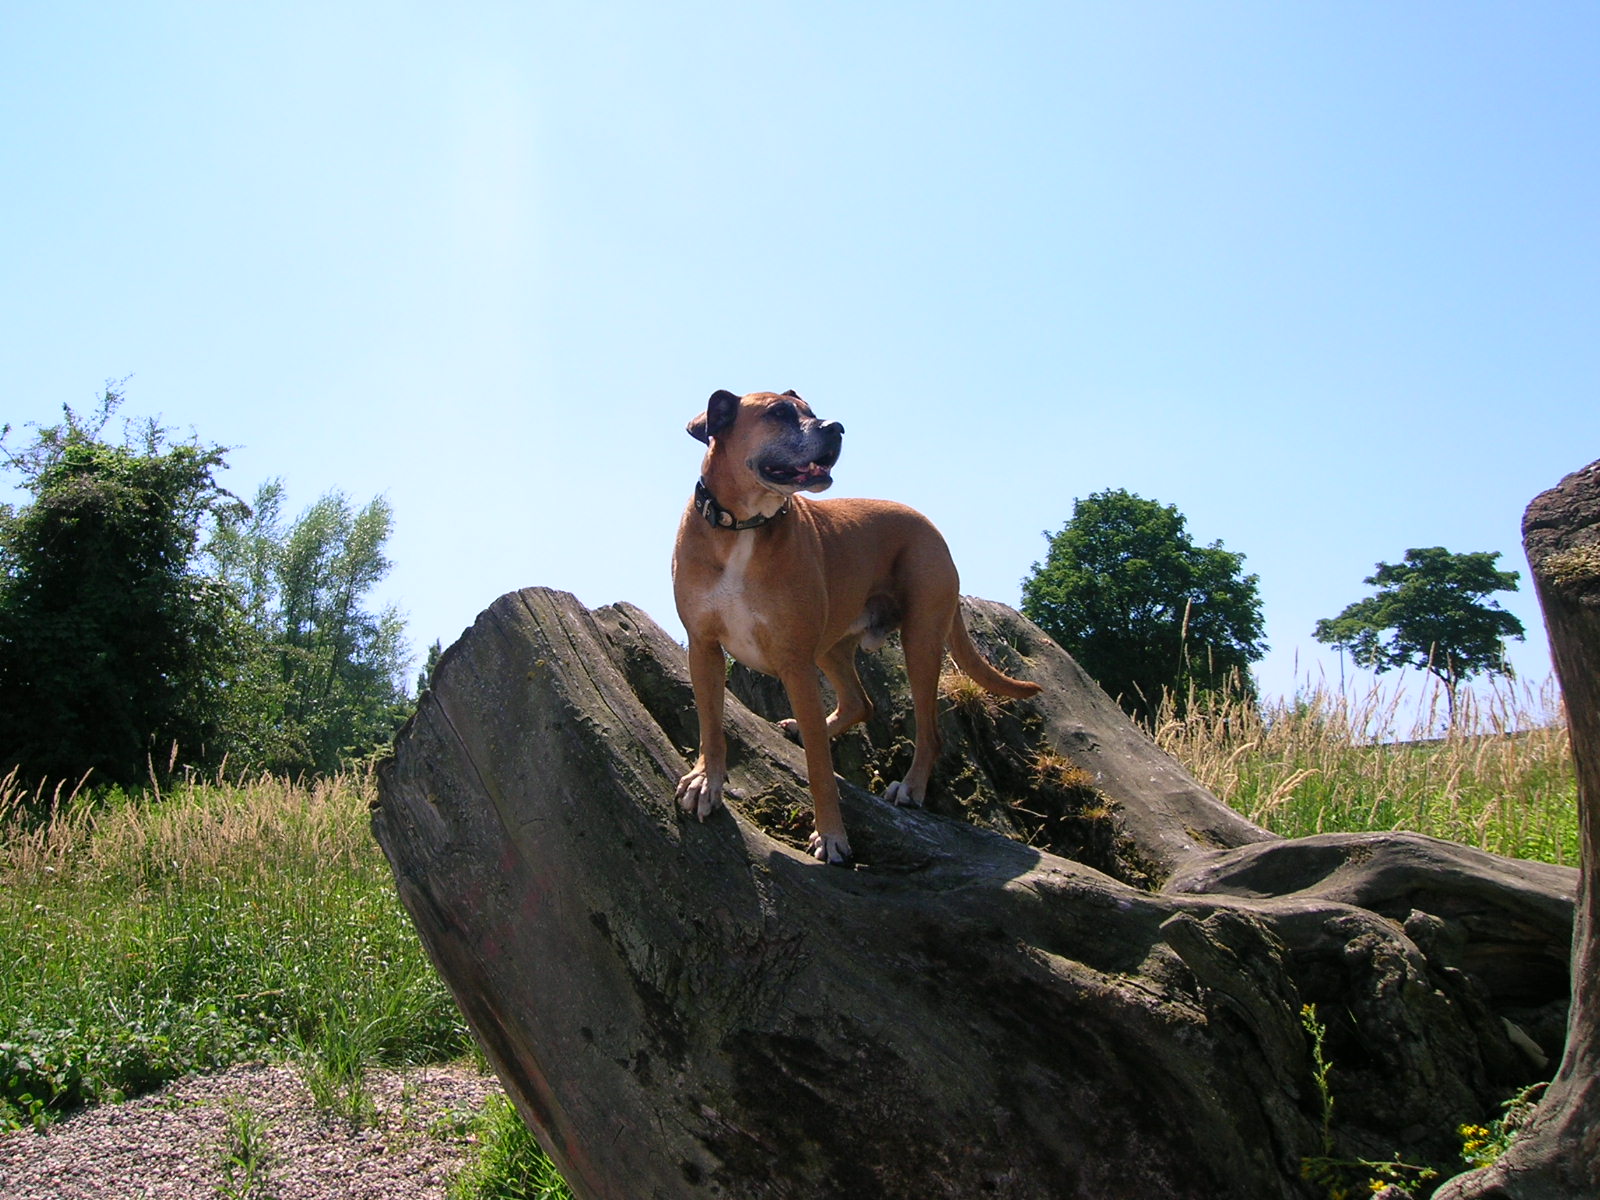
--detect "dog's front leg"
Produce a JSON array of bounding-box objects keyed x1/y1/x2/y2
[
  {"x1": 676, "y1": 636, "x2": 729, "y2": 821},
  {"x1": 781, "y1": 669, "x2": 853, "y2": 865}
]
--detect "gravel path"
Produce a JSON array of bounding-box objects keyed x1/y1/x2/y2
[{"x1": 0, "y1": 1062, "x2": 501, "y2": 1200}]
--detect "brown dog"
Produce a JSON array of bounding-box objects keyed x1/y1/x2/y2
[{"x1": 672, "y1": 389, "x2": 1041, "y2": 864}]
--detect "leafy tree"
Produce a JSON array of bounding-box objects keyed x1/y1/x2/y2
[
  {"x1": 1021, "y1": 488, "x2": 1267, "y2": 724},
  {"x1": 209, "y1": 480, "x2": 410, "y2": 775},
  {"x1": 0, "y1": 387, "x2": 414, "y2": 788},
  {"x1": 415, "y1": 639, "x2": 443, "y2": 696},
  {"x1": 1312, "y1": 547, "x2": 1526, "y2": 720},
  {"x1": 0, "y1": 387, "x2": 246, "y2": 785}
]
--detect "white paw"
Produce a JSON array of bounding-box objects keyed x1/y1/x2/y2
[
  {"x1": 675, "y1": 766, "x2": 724, "y2": 821},
  {"x1": 776, "y1": 718, "x2": 802, "y2": 742},
  {"x1": 807, "y1": 828, "x2": 853, "y2": 865},
  {"x1": 883, "y1": 780, "x2": 924, "y2": 808}
]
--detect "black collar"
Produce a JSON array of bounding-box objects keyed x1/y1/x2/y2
[{"x1": 694, "y1": 480, "x2": 791, "y2": 531}]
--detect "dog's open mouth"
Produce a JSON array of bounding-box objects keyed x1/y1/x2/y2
[{"x1": 761, "y1": 461, "x2": 834, "y2": 489}]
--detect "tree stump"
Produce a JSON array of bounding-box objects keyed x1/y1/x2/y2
[
  {"x1": 374, "y1": 588, "x2": 1577, "y2": 1199},
  {"x1": 1436, "y1": 459, "x2": 1600, "y2": 1199}
]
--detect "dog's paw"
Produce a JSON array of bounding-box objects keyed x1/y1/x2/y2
[
  {"x1": 883, "y1": 779, "x2": 925, "y2": 808},
  {"x1": 675, "y1": 766, "x2": 725, "y2": 821},
  {"x1": 807, "y1": 828, "x2": 854, "y2": 866},
  {"x1": 776, "y1": 718, "x2": 803, "y2": 743}
]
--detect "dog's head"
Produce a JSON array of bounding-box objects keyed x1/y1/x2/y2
[{"x1": 688, "y1": 389, "x2": 844, "y2": 496}]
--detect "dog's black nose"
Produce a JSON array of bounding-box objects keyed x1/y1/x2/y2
[{"x1": 820, "y1": 420, "x2": 844, "y2": 437}]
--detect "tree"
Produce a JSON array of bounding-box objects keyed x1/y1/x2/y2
[
  {"x1": 1313, "y1": 547, "x2": 1525, "y2": 721},
  {"x1": 0, "y1": 387, "x2": 246, "y2": 786},
  {"x1": 415, "y1": 639, "x2": 443, "y2": 695},
  {"x1": 208, "y1": 480, "x2": 410, "y2": 775},
  {"x1": 0, "y1": 388, "x2": 413, "y2": 788},
  {"x1": 1021, "y1": 488, "x2": 1266, "y2": 724}
]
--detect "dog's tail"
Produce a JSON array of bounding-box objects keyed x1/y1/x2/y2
[{"x1": 947, "y1": 610, "x2": 1042, "y2": 700}]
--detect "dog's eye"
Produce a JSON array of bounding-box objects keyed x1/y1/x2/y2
[{"x1": 765, "y1": 401, "x2": 799, "y2": 425}]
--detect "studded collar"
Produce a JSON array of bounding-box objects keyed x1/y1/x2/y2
[{"x1": 694, "y1": 479, "x2": 791, "y2": 531}]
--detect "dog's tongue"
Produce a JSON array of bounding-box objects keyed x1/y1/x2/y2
[{"x1": 797, "y1": 463, "x2": 828, "y2": 482}]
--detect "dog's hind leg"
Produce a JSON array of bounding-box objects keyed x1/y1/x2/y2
[
  {"x1": 780, "y1": 635, "x2": 873, "y2": 744},
  {"x1": 817, "y1": 635, "x2": 874, "y2": 736},
  {"x1": 883, "y1": 604, "x2": 949, "y2": 808}
]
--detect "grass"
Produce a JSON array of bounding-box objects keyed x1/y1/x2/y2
[
  {"x1": 0, "y1": 768, "x2": 575, "y2": 1197},
  {"x1": 0, "y1": 770, "x2": 471, "y2": 1129},
  {"x1": 450, "y1": 1094, "x2": 575, "y2": 1200},
  {"x1": 216, "y1": 1095, "x2": 275, "y2": 1200},
  {"x1": 1155, "y1": 673, "x2": 1579, "y2": 866}
]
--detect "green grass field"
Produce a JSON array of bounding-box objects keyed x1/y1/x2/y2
[{"x1": 0, "y1": 772, "x2": 471, "y2": 1129}]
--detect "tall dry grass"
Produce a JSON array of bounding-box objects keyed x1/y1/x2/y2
[
  {"x1": 0, "y1": 769, "x2": 373, "y2": 886},
  {"x1": 1155, "y1": 674, "x2": 1578, "y2": 866}
]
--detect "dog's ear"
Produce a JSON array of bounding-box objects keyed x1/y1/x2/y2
[
  {"x1": 782, "y1": 389, "x2": 802, "y2": 400},
  {"x1": 688, "y1": 390, "x2": 741, "y2": 444}
]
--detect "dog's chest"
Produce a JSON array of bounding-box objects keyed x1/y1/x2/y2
[{"x1": 701, "y1": 535, "x2": 776, "y2": 674}]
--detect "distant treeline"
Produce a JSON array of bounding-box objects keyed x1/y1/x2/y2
[{"x1": 0, "y1": 385, "x2": 415, "y2": 790}]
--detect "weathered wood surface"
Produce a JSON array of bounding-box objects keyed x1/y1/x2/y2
[
  {"x1": 1437, "y1": 458, "x2": 1600, "y2": 1200},
  {"x1": 374, "y1": 587, "x2": 1577, "y2": 1200}
]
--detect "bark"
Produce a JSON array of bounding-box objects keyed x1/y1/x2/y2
[
  {"x1": 1436, "y1": 459, "x2": 1600, "y2": 1200},
  {"x1": 374, "y1": 588, "x2": 1577, "y2": 1200}
]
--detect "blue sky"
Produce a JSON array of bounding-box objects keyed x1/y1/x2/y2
[{"x1": 4, "y1": 2, "x2": 1596, "y2": 715}]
